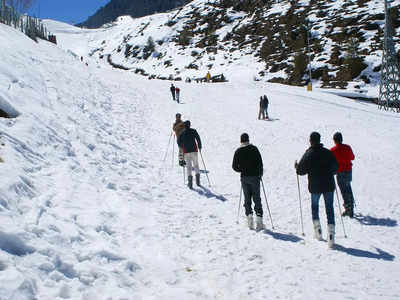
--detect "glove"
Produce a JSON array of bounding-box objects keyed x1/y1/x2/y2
[
  {"x1": 294, "y1": 160, "x2": 298, "y2": 169},
  {"x1": 179, "y1": 160, "x2": 186, "y2": 167}
]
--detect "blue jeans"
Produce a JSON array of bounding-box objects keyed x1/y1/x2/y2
[
  {"x1": 241, "y1": 176, "x2": 263, "y2": 217},
  {"x1": 337, "y1": 171, "x2": 354, "y2": 210},
  {"x1": 311, "y1": 192, "x2": 335, "y2": 225}
]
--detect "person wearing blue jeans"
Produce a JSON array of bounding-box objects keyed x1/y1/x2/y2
[
  {"x1": 331, "y1": 132, "x2": 355, "y2": 218},
  {"x1": 296, "y1": 132, "x2": 338, "y2": 248},
  {"x1": 232, "y1": 133, "x2": 265, "y2": 231}
]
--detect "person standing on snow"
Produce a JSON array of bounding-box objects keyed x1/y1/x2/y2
[
  {"x1": 263, "y1": 95, "x2": 269, "y2": 119},
  {"x1": 175, "y1": 87, "x2": 181, "y2": 103},
  {"x1": 295, "y1": 132, "x2": 338, "y2": 248},
  {"x1": 172, "y1": 113, "x2": 186, "y2": 166},
  {"x1": 258, "y1": 96, "x2": 265, "y2": 120},
  {"x1": 330, "y1": 132, "x2": 355, "y2": 218},
  {"x1": 178, "y1": 120, "x2": 202, "y2": 189},
  {"x1": 232, "y1": 133, "x2": 265, "y2": 231},
  {"x1": 170, "y1": 84, "x2": 176, "y2": 101}
]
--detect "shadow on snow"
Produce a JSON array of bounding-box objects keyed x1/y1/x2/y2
[
  {"x1": 334, "y1": 245, "x2": 395, "y2": 261},
  {"x1": 192, "y1": 186, "x2": 227, "y2": 202},
  {"x1": 354, "y1": 214, "x2": 397, "y2": 227},
  {"x1": 262, "y1": 229, "x2": 304, "y2": 243}
]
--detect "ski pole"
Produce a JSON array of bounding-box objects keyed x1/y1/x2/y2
[
  {"x1": 335, "y1": 179, "x2": 347, "y2": 238},
  {"x1": 163, "y1": 132, "x2": 173, "y2": 162},
  {"x1": 183, "y1": 165, "x2": 186, "y2": 185},
  {"x1": 199, "y1": 150, "x2": 211, "y2": 187},
  {"x1": 296, "y1": 174, "x2": 305, "y2": 236},
  {"x1": 236, "y1": 184, "x2": 242, "y2": 224},
  {"x1": 261, "y1": 179, "x2": 275, "y2": 230},
  {"x1": 172, "y1": 134, "x2": 175, "y2": 167}
]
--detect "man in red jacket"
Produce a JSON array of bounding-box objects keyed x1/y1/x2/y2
[{"x1": 331, "y1": 132, "x2": 355, "y2": 218}]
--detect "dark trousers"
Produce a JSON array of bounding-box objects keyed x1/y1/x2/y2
[
  {"x1": 311, "y1": 192, "x2": 335, "y2": 225},
  {"x1": 337, "y1": 171, "x2": 354, "y2": 210},
  {"x1": 241, "y1": 176, "x2": 263, "y2": 217}
]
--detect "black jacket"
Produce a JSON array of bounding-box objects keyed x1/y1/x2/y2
[
  {"x1": 178, "y1": 128, "x2": 202, "y2": 153},
  {"x1": 263, "y1": 96, "x2": 269, "y2": 107},
  {"x1": 296, "y1": 143, "x2": 338, "y2": 193},
  {"x1": 232, "y1": 144, "x2": 263, "y2": 177}
]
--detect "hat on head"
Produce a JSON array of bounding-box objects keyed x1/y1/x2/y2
[
  {"x1": 176, "y1": 113, "x2": 181, "y2": 118},
  {"x1": 310, "y1": 131, "x2": 321, "y2": 145},
  {"x1": 184, "y1": 120, "x2": 191, "y2": 128},
  {"x1": 333, "y1": 132, "x2": 343, "y2": 143},
  {"x1": 240, "y1": 133, "x2": 249, "y2": 143}
]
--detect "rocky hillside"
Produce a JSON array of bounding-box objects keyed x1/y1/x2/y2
[
  {"x1": 78, "y1": 0, "x2": 190, "y2": 29},
  {"x1": 85, "y1": 0, "x2": 400, "y2": 91}
]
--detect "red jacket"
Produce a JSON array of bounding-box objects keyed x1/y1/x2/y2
[{"x1": 330, "y1": 144, "x2": 355, "y2": 173}]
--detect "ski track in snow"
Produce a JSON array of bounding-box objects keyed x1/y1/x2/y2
[{"x1": 0, "y1": 22, "x2": 400, "y2": 299}]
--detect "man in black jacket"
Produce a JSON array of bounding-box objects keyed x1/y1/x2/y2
[
  {"x1": 178, "y1": 120, "x2": 202, "y2": 188},
  {"x1": 295, "y1": 132, "x2": 338, "y2": 248},
  {"x1": 232, "y1": 133, "x2": 265, "y2": 231}
]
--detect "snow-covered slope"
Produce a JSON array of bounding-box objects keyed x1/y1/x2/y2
[
  {"x1": 1, "y1": 21, "x2": 400, "y2": 300},
  {"x1": 46, "y1": 0, "x2": 400, "y2": 97}
]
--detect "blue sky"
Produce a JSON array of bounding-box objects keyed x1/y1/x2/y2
[{"x1": 28, "y1": 0, "x2": 110, "y2": 24}]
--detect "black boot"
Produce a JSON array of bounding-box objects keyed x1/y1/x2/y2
[
  {"x1": 188, "y1": 176, "x2": 193, "y2": 189},
  {"x1": 195, "y1": 174, "x2": 200, "y2": 186}
]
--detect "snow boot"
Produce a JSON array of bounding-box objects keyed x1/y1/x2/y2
[
  {"x1": 255, "y1": 216, "x2": 265, "y2": 231},
  {"x1": 195, "y1": 174, "x2": 200, "y2": 186},
  {"x1": 327, "y1": 224, "x2": 335, "y2": 249},
  {"x1": 188, "y1": 176, "x2": 193, "y2": 189},
  {"x1": 247, "y1": 214, "x2": 254, "y2": 230},
  {"x1": 313, "y1": 220, "x2": 322, "y2": 241}
]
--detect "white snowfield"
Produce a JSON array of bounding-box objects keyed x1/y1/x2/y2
[{"x1": 0, "y1": 21, "x2": 400, "y2": 300}]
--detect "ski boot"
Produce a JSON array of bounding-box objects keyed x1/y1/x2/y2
[
  {"x1": 313, "y1": 220, "x2": 322, "y2": 241},
  {"x1": 247, "y1": 214, "x2": 254, "y2": 230},
  {"x1": 255, "y1": 216, "x2": 265, "y2": 231}
]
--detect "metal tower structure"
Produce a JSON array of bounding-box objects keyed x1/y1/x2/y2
[{"x1": 378, "y1": 0, "x2": 400, "y2": 112}]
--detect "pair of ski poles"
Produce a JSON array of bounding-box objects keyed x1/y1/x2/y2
[
  {"x1": 296, "y1": 173, "x2": 347, "y2": 238},
  {"x1": 236, "y1": 178, "x2": 274, "y2": 230}
]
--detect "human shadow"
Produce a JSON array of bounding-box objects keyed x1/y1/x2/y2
[
  {"x1": 263, "y1": 118, "x2": 280, "y2": 122},
  {"x1": 334, "y1": 245, "x2": 395, "y2": 261},
  {"x1": 262, "y1": 229, "x2": 303, "y2": 243},
  {"x1": 354, "y1": 214, "x2": 397, "y2": 227},
  {"x1": 192, "y1": 186, "x2": 227, "y2": 202}
]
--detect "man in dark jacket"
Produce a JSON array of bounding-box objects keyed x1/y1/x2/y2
[
  {"x1": 170, "y1": 84, "x2": 176, "y2": 101},
  {"x1": 232, "y1": 133, "x2": 265, "y2": 231},
  {"x1": 177, "y1": 120, "x2": 202, "y2": 188},
  {"x1": 331, "y1": 132, "x2": 355, "y2": 218},
  {"x1": 263, "y1": 95, "x2": 269, "y2": 119},
  {"x1": 258, "y1": 96, "x2": 265, "y2": 120},
  {"x1": 295, "y1": 132, "x2": 338, "y2": 248}
]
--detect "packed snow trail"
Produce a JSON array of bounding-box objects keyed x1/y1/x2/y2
[{"x1": 1, "y1": 22, "x2": 400, "y2": 299}]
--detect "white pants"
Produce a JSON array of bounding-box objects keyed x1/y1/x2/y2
[{"x1": 184, "y1": 152, "x2": 200, "y2": 177}]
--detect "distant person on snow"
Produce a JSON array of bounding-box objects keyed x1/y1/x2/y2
[
  {"x1": 175, "y1": 87, "x2": 181, "y2": 103},
  {"x1": 232, "y1": 133, "x2": 265, "y2": 231},
  {"x1": 330, "y1": 132, "x2": 355, "y2": 218},
  {"x1": 170, "y1": 84, "x2": 176, "y2": 101},
  {"x1": 258, "y1": 96, "x2": 265, "y2": 120},
  {"x1": 295, "y1": 132, "x2": 338, "y2": 248},
  {"x1": 263, "y1": 95, "x2": 269, "y2": 119},
  {"x1": 172, "y1": 113, "x2": 186, "y2": 166},
  {"x1": 178, "y1": 120, "x2": 202, "y2": 189}
]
